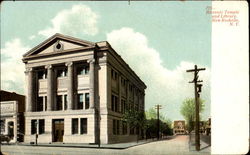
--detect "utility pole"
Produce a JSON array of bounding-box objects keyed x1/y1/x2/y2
[
  {"x1": 186, "y1": 65, "x2": 205, "y2": 151},
  {"x1": 155, "y1": 104, "x2": 162, "y2": 140}
]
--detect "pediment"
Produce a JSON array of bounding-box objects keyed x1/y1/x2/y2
[{"x1": 23, "y1": 33, "x2": 95, "y2": 57}]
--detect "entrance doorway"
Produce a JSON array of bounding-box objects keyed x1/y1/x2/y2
[
  {"x1": 7, "y1": 121, "x2": 14, "y2": 139},
  {"x1": 52, "y1": 119, "x2": 64, "y2": 142}
]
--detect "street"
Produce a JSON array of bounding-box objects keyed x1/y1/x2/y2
[{"x1": 0, "y1": 135, "x2": 210, "y2": 155}]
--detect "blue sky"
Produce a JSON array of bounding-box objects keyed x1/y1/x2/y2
[{"x1": 1, "y1": 1, "x2": 211, "y2": 121}]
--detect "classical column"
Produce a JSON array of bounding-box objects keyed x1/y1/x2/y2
[
  {"x1": 88, "y1": 58, "x2": 95, "y2": 109},
  {"x1": 66, "y1": 62, "x2": 74, "y2": 110},
  {"x1": 46, "y1": 65, "x2": 53, "y2": 111},
  {"x1": 26, "y1": 68, "x2": 34, "y2": 112}
]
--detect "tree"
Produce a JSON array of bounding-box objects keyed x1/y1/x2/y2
[
  {"x1": 122, "y1": 109, "x2": 146, "y2": 142},
  {"x1": 145, "y1": 107, "x2": 168, "y2": 121},
  {"x1": 145, "y1": 108, "x2": 173, "y2": 138},
  {"x1": 180, "y1": 98, "x2": 205, "y2": 133}
]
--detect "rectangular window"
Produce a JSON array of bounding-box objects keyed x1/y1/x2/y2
[
  {"x1": 116, "y1": 120, "x2": 120, "y2": 135},
  {"x1": 56, "y1": 95, "x2": 63, "y2": 111},
  {"x1": 113, "y1": 119, "x2": 116, "y2": 135},
  {"x1": 72, "y1": 118, "x2": 78, "y2": 134},
  {"x1": 115, "y1": 96, "x2": 119, "y2": 112},
  {"x1": 111, "y1": 95, "x2": 119, "y2": 112},
  {"x1": 85, "y1": 93, "x2": 89, "y2": 109},
  {"x1": 111, "y1": 95, "x2": 115, "y2": 111},
  {"x1": 129, "y1": 85, "x2": 132, "y2": 92},
  {"x1": 64, "y1": 95, "x2": 67, "y2": 110},
  {"x1": 0, "y1": 120, "x2": 5, "y2": 134},
  {"x1": 111, "y1": 70, "x2": 114, "y2": 79},
  {"x1": 121, "y1": 78, "x2": 126, "y2": 87},
  {"x1": 57, "y1": 68, "x2": 67, "y2": 77},
  {"x1": 111, "y1": 69, "x2": 118, "y2": 80},
  {"x1": 37, "y1": 97, "x2": 43, "y2": 111},
  {"x1": 85, "y1": 66, "x2": 89, "y2": 74},
  {"x1": 57, "y1": 69, "x2": 64, "y2": 77},
  {"x1": 77, "y1": 94, "x2": 84, "y2": 109},
  {"x1": 124, "y1": 100, "x2": 127, "y2": 113},
  {"x1": 77, "y1": 66, "x2": 89, "y2": 75},
  {"x1": 38, "y1": 119, "x2": 45, "y2": 134},
  {"x1": 121, "y1": 100, "x2": 124, "y2": 114},
  {"x1": 44, "y1": 96, "x2": 47, "y2": 111},
  {"x1": 80, "y1": 118, "x2": 87, "y2": 134},
  {"x1": 77, "y1": 66, "x2": 85, "y2": 75},
  {"x1": 121, "y1": 99, "x2": 126, "y2": 114},
  {"x1": 115, "y1": 97, "x2": 118, "y2": 112},
  {"x1": 38, "y1": 70, "x2": 47, "y2": 79},
  {"x1": 38, "y1": 71, "x2": 43, "y2": 79},
  {"x1": 31, "y1": 120, "x2": 37, "y2": 134}
]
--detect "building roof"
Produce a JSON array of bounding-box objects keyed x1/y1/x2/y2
[
  {"x1": 23, "y1": 33, "x2": 95, "y2": 58},
  {"x1": 0, "y1": 90, "x2": 25, "y2": 101}
]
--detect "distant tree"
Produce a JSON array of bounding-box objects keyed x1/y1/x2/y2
[
  {"x1": 145, "y1": 107, "x2": 168, "y2": 121},
  {"x1": 180, "y1": 98, "x2": 205, "y2": 133},
  {"x1": 145, "y1": 108, "x2": 173, "y2": 138}
]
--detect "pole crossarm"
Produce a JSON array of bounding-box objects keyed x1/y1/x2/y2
[{"x1": 186, "y1": 68, "x2": 206, "y2": 72}]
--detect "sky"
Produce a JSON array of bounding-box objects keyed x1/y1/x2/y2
[{"x1": 1, "y1": 1, "x2": 211, "y2": 121}]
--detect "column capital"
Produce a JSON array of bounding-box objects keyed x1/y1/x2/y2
[
  {"x1": 24, "y1": 67, "x2": 33, "y2": 74},
  {"x1": 87, "y1": 58, "x2": 95, "y2": 64},
  {"x1": 45, "y1": 64, "x2": 52, "y2": 69},
  {"x1": 65, "y1": 62, "x2": 73, "y2": 67}
]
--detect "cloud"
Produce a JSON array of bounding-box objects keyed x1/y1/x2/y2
[
  {"x1": 1, "y1": 39, "x2": 30, "y2": 94},
  {"x1": 107, "y1": 27, "x2": 211, "y2": 120},
  {"x1": 29, "y1": 35, "x2": 36, "y2": 40},
  {"x1": 38, "y1": 4, "x2": 99, "y2": 37}
]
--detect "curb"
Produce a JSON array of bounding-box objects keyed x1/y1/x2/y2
[{"x1": 7, "y1": 139, "x2": 156, "y2": 150}]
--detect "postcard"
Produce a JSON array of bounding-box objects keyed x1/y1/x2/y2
[{"x1": 0, "y1": 1, "x2": 248, "y2": 155}]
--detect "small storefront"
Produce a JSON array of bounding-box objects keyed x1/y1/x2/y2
[{"x1": 0, "y1": 101, "x2": 24, "y2": 143}]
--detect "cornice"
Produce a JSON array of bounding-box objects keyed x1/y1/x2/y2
[
  {"x1": 23, "y1": 46, "x2": 95, "y2": 62},
  {"x1": 23, "y1": 33, "x2": 95, "y2": 58}
]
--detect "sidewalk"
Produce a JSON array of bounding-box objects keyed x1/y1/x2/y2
[
  {"x1": 189, "y1": 132, "x2": 211, "y2": 153},
  {"x1": 16, "y1": 138, "x2": 156, "y2": 149}
]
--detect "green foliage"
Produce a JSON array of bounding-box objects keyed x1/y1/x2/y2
[
  {"x1": 145, "y1": 108, "x2": 169, "y2": 122},
  {"x1": 123, "y1": 108, "x2": 174, "y2": 139},
  {"x1": 145, "y1": 119, "x2": 173, "y2": 138},
  {"x1": 122, "y1": 109, "x2": 146, "y2": 129},
  {"x1": 145, "y1": 108, "x2": 157, "y2": 119},
  {"x1": 145, "y1": 108, "x2": 173, "y2": 138},
  {"x1": 180, "y1": 98, "x2": 205, "y2": 132}
]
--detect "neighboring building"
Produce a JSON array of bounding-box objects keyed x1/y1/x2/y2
[
  {"x1": 205, "y1": 118, "x2": 211, "y2": 135},
  {"x1": 199, "y1": 121, "x2": 206, "y2": 134},
  {"x1": 173, "y1": 120, "x2": 186, "y2": 135},
  {"x1": 22, "y1": 33, "x2": 146, "y2": 144},
  {"x1": 0, "y1": 90, "x2": 25, "y2": 143}
]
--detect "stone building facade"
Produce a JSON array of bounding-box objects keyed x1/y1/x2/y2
[
  {"x1": 173, "y1": 120, "x2": 186, "y2": 135},
  {"x1": 22, "y1": 34, "x2": 146, "y2": 144},
  {"x1": 0, "y1": 90, "x2": 25, "y2": 143}
]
